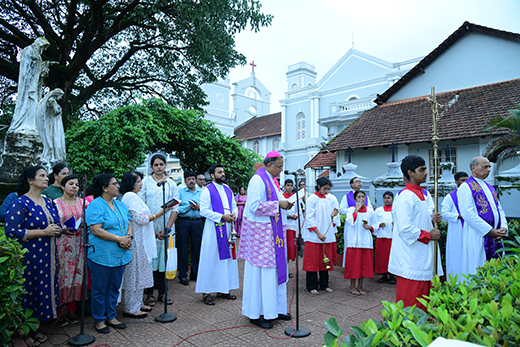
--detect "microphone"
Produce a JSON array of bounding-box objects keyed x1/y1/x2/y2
[
  {"x1": 157, "y1": 181, "x2": 167, "y2": 187},
  {"x1": 284, "y1": 170, "x2": 298, "y2": 175}
]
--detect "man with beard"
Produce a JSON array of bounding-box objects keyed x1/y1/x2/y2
[{"x1": 195, "y1": 164, "x2": 239, "y2": 305}]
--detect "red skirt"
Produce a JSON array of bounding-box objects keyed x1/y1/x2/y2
[
  {"x1": 396, "y1": 276, "x2": 431, "y2": 312},
  {"x1": 344, "y1": 248, "x2": 374, "y2": 279},
  {"x1": 287, "y1": 229, "x2": 296, "y2": 261},
  {"x1": 374, "y1": 238, "x2": 392, "y2": 274},
  {"x1": 303, "y1": 242, "x2": 337, "y2": 272}
]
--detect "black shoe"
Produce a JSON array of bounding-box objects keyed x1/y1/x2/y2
[
  {"x1": 180, "y1": 277, "x2": 189, "y2": 286},
  {"x1": 95, "y1": 324, "x2": 110, "y2": 334},
  {"x1": 277, "y1": 313, "x2": 291, "y2": 321},
  {"x1": 250, "y1": 317, "x2": 273, "y2": 329},
  {"x1": 106, "y1": 321, "x2": 126, "y2": 329}
]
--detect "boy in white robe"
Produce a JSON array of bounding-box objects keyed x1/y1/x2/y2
[
  {"x1": 195, "y1": 164, "x2": 239, "y2": 305},
  {"x1": 373, "y1": 191, "x2": 395, "y2": 283},
  {"x1": 388, "y1": 155, "x2": 443, "y2": 312}
]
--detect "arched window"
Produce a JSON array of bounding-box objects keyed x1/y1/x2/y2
[
  {"x1": 245, "y1": 87, "x2": 259, "y2": 100},
  {"x1": 272, "y1": 137, "x2": 280, "y2": 149},
  {"x1": 290, "y1": 83, "x2": 299, "y2": 91},
  {"x1": 253, "y1": 140, "x2": 260, "y2": 154},
  {"x1": 248, "y1": 105, "x2": 256, "y2": 114},
  {"x1": 296, "y1": 113, "x2": 306, "y2": 141}
]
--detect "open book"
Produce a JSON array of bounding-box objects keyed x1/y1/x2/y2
[
  {"x1": 287, "y1": 188, "x2": 305, "y2": 204},
  {"x1": 161, "y1": 197, "x2": 181, "y2": 209},
  {"x1": 64, "y1": 216, "x2": 82, "y2": 231}
]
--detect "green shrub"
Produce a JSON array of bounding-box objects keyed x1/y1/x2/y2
[
  {"x1": 0, "y1": 228, "x2": 30, "y2": 344},
  {"x1": 323, "y1": 236, "x2": 520, "y2": 347}
]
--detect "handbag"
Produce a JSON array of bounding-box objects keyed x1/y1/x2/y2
[{"x1": 165, "y1": 234, "x2": 178, "y2": 279}]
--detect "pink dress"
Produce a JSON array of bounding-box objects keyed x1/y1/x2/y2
[
  {"x1": 235, "y1": 194, "x2": 247, "y2": 236},
  {"x1": 54, "y1": 198, "x2": 85, "y2": 304}
]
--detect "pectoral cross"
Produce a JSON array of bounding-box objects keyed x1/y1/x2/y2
[{"x1": 276, "y1": 235, "x2": 283, "y2": 248}]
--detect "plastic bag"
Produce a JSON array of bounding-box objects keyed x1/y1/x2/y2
[{"x1": 165, "y1": 234, "x2": 177, "y2": 279}]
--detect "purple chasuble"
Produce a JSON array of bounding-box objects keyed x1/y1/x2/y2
[
  {"x1": 346, "y1": 191, "x2": 368, "y2": 207},
  {"x1": 255, "y1": 167, "x2": 287, "y2": 285},
  {"x1": 207, "y1": 182, "x2": 233, "y2": 261},
  {"x1": 466, "y1": 177, "x2": 502, "y2": 260},
  {"x1": 449, "y1": 190, "x2": 464, "y2": 227}
]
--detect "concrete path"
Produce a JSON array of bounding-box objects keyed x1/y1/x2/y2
[{"x1": 39, "y1": 258, "x2": 396, "y2": 347}]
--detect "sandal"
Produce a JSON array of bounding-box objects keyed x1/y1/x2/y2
[
  {"x1": 157, "y1": 295, "x2": 173, "y2": 305},
  {"x1": 145, "y1": 295, "x2": 156, "y2": 307},
  {"x1": 203, "y1": 295, "x2": 215, "y2": 305},
  {"x1": 123, "y1": 311, "x2": 148, "y2": 319},
  {"x1": 23, "y1": 336, "x2": 40, "y2": 347},
  {"x1": 217, "y1": 293, "x2": 237, "y2": 300},
  {"x1": 32, "y1": 331, "x2": 47, "y2": 344},
  {"x1": 68, "y1": 316, "x2": 80, "y2": 324},
  {"x1": 140, "y1": 305, "x2": 152, "y2": 312}
]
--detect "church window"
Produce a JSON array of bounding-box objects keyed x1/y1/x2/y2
[
  {"x1": 253, "y1": 140, "x2": 260, "y2": 154},
  {"x1": 245, "y1": 87, "x2": 260, "y2": 100},
  {"x1": 290, "y1": 83, "x2": 299, "y2": 91},
  {"x1": 248, "y1": 105, "x2": 257, "y2": 114},
  {"x1": 272, "y1": 137, "x2": 280, "y2": 149},
  {"x1": 428, "y1": 147, "x2": 457, "y2": 178},
  {"x1": 296, "y1": 113, "x2": 306, "y2": 141}
]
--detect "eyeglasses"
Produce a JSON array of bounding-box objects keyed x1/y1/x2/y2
[
  {"x1": 110, "y1": 182, "x2": 119, "y2": 186},
  {"x1": 274, "y1": 164, "x2": 283, "y2": 170}
]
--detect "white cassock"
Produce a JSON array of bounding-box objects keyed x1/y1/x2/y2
[
  {"x1": 388, "y1": 189, "x2": 443, "y2": 280},
  {"x1": 303, "y1": 193, "x2": 339, "y2": 244},
  {"x1": 240, "y1": 172, "x2": 288, "y2": 320},
  {"x1": 195, "y1": 183, "x2": 239, "y2": 294},
  {"x1": 441, "y1": 191, "x2": 463, "y2": 280},
  {"x1": 372, "y1": 206, "x2": 393, "y2": 239},
  {"x1": 338, "y1": 191, "x2": 373, "y2": 216},
  {"x1": 457, "y1": 177, "x2": 507, "y2": 278}
]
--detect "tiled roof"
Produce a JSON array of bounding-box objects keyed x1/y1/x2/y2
[
  {"x1": 304, "y1": 151, "x2": 337, "y2": 168},
  {"x1": 234, "y1": 112, "x2": 281, "y2": 140},
  {"x1": 318, "y1": 169, "x2": 330, "y2": 178},
  {"x1": 328, "y1": 78, "x2": 520, "y2": 151},
  {"x1": 375, "y1": 22, "x2": 520, "y2": 105}
]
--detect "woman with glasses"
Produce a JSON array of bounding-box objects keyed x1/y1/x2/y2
[{"x1": 85, "y1": 174, "x2": 132, "y2": 334}]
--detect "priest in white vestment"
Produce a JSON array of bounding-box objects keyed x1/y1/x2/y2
[
  {"x1": 457, "y1": 157, "x2": 507, "y2": 280},
  {"x1": 195, "y1": 164, "x2": 239, "y2": 305},
  {"x1": 441, "y1": 171, "x2": 468, "y2": 280},
  {"x1": 239, "y1": 151, "x2": 293, "y2": 329}
]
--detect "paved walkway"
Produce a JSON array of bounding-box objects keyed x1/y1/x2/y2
[{"x1": 39, "y1": 258, "x2": 396, "y2": 347}]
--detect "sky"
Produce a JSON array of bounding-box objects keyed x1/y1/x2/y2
[{"x1": 228, "y1": 0, "x2": 520, "y2": 113}]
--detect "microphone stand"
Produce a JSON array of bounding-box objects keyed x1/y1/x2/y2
[
  {"x1": 69, "y1": 176, "x2": 95, "y2": 346},
  {"x1": 285, "y1": 173, "x2": 311, "y2": 338},
  {"x1": 155, "y1": 180, "x2": 176, "y2": 323}
]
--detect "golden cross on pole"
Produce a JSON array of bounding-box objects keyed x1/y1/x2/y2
[{"x1": 426, "y1": 87, "x2": 440, "y2": 277}]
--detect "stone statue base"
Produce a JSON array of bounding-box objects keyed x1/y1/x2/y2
[{"x1": 0, "y1": 130, "x2": 43, "y2": 184}]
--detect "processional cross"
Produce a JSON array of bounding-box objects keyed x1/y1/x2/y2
[
  {"x1": 345, "y1": 146, "x2": 354, "y2": 163},
  {"x1": 388, "y1": 142, "x2": 399, "y2": 162}
]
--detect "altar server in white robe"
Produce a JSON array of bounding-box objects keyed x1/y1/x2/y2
[
  {"x1": 239, "y1": 151, "x2": 293, "y2": 329},
  {"x1": 195, "y1": 164, "x2": 239, "y2": 306},
  {"x1": 373, "y1": 191, "x2": 395, "y2": 284},
  {"x1": 388, "y1": 155, "x2": 443, "y2": 312},
  {"x1": 458, "y1": 157, "x2": 507, "y2": 280},
  {"x1": 441, "y1": 171, "x2": 468, "y2": 280}
]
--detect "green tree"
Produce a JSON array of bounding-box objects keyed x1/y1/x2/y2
[
  {"x1": 0, "y1": 0, "x2": 272, "y2": 127},
  {"x1": 483, "y1": 104, "x2": 520, "y2": 165},
  {"x1": 66, "y1": 99, "x2": 261, "y2": 191}
]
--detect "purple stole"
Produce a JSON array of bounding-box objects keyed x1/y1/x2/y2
[
  {"x1": 449, "y1": 190, "x2": 464, "y2": 227},
  {"x1": 466, "y1": 176, "x2": 502, "y2": 260},
  {"x1": 346, "y1": 191, "x2": 368, "y2": 207},
  {"x1": 255, "y1": 167, "x2": 287, "y2": 285},
  {"x1": 207, "y1": 182, "x2": 233, "y2": 260}
]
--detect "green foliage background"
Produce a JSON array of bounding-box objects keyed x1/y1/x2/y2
[{"x1": 66, "y1": 99, "x2": 261, "y2": 191}]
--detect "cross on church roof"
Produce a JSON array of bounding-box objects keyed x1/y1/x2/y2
[
  {"x1": 442, "y1": 142, "x2": 455, "y2": 162},
  {"x1": 388, "y1": 142, "x2": 399, "y2": 162},
  {"x1": 345, "y1": 146, "x2": 354, "y2": 163},
  {"x1": 250, "y1": 60, "x2": 257, "y2": 73}
]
